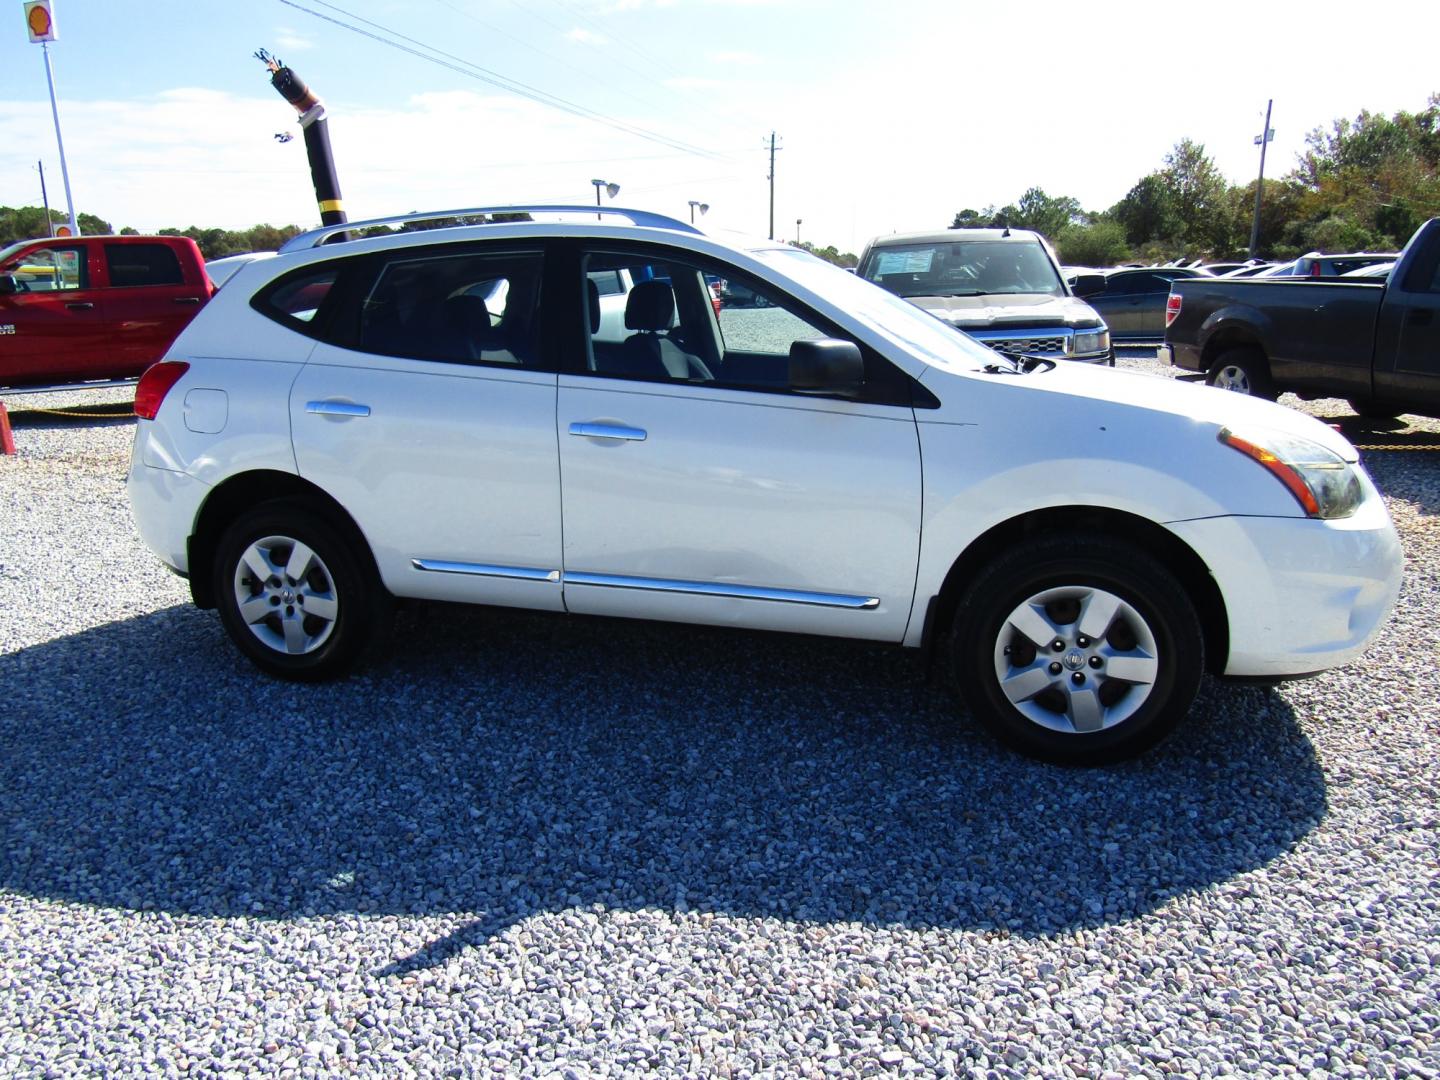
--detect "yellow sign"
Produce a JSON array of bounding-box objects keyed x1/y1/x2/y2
[{"x1": 24, "y1": 0, "x2": 56, "y2": 42}]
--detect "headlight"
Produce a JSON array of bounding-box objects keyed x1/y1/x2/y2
[
  {"x1": 1072, "y1": 328, "x2": 1110, "y2": 355},
  {"x1": 1219, "y1": 426, "x2": 1364, "y2": 519}
]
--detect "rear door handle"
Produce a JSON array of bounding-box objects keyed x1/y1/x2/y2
[
  {"x1": 1409, "y1": 309, "x2": 1433, "y2": 326},
  {"x1": 173, "y1": 296, "x2": 202, "y2": 305},
  {"x1": 306, "y1": 400, "x2": 371, "y2": 418},
  {"x1": 65, "y1": 301, "x2": 94, "y2": 310},
  {"x1": 569, "y1": 421, "x2": 646, "y2": 442}
]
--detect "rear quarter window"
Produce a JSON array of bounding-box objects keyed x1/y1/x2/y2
[{"x1": 252, "y1": 265, "x2": 342, "y2": 335}]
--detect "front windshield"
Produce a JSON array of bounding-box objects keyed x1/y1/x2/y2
[
  {"x1": 757, "y1": 247, "x2": 1003, "y2": 373},
  {"x1": 860, "y1": 239, "x2": 1065, "y2": 299}
]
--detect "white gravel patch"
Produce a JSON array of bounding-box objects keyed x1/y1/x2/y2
[{"x1": 2, "y1": 364, "x2": 1438, "y2": 1077}]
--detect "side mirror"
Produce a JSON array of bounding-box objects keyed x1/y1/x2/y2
[
  {"x1": 1070, "y1": 273, "x2": 1107, "y2": 298},
  {"x1": 789, "y1": 338, "x2": 864, "y2": 396},
  {"x1": 0, "y1": 275, "x2": 19, "y2": 296}
]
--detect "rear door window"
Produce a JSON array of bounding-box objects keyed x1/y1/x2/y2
[
  {"x1": 358, "y1": 249, "x2": 543, "y2": 368},
  {"x1": 105, "y1": 243, "x2": 184, "y2": 287}
]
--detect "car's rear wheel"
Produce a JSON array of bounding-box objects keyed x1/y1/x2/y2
[
  {"x1": 1206, "y1": 347, "x2": 1275, "y2": 400},
  {"x1": 948, "y1": 534, "x2": 1203, "y2": 765},
  {"x1": 214, "y1": 499, "x2": 390, "y2": 681}
]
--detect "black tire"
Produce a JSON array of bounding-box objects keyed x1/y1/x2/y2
[
  {"x1": 1205, "y1": 346, "x2": 1276, "y2": 400},
  {"x1": 213, "y1": 498, "x2": 392, "y2": 681},
  {"x1": 1346, "y1": 398, "x2": 1401, "y2": 421},
  {"x1": 947, "y1": 534, "x2": 1204, "y2": 765}
]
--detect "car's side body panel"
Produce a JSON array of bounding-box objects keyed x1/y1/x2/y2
[
  {"x1": 556, "y1": 374, "x2": 923, "y2": 641},
  {"x1": 290, "y1": 348, "x2": 566, "y2": 612}
]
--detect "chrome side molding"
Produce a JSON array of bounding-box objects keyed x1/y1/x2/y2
[
  {"x1": 565, "y1": 570, "x2": 880, "y2": 609},
  {"x1": 412, "y1": 559, "x2": 560, "y2": 583},
  {"x1": 410, "y1": 561, "x2": 879, "y2": 610}
]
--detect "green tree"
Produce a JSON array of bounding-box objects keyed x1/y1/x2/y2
[
  {"x1": 1056, "y1": 220, "x2": 1129, "y2": 266},
  {"x1": 1011, "y1": 187, "x2": 1084, "y2": 241},
  {"x1": 1110, "y1": 174, "x2": 1178, "y2": 248}
]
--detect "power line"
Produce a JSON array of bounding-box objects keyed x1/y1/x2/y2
[
  {"x1": 278, "y1": 0, "x2": 724, "y2": 159},
  {"x1": 422, "y1": 0, "x2": 740, "y2": 138}
]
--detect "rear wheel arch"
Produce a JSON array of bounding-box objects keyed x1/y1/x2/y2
[
  {"x1": 1200, "y1": 327, "x2": 1267, "y2": 376},
  {"x1": 924, "y1": 506, "x2": 1229, "y2": 677},
  {"x1": 188, "y1": 471, "x2": 381, "y2": 610}
]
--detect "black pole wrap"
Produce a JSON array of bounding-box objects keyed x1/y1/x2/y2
[{"x1": 302, "y1": 118, "x2": 346, "y2": 226}]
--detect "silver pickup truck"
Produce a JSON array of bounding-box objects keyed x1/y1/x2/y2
[{"x1": 855, "y1": 228, "x2": 1113, "y2": 364}]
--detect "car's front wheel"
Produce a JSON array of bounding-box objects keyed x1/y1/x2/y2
[
  {"x1": 214, "y1": 499, "x2": 390, "y2": 681},
  {"x1": 949, "y1": 535, "x2": 1203, "y2": 764}
]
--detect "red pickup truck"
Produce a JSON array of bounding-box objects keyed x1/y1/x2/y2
[{"x1": 0, "y1": 234, "x2": 212, "y2": 389}]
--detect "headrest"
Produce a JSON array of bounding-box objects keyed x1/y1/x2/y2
[
  {"x1": 443, "y1": 293, "x2": 491, "y2": 331},
  {"x1": 587, "y1": 277, "x2": 600, "y2": 331},
  {"x1": 624, "y1": 280, "x2": 674, "y2": 332}
]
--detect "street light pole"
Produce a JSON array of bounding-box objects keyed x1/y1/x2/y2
[
  {"x1": 688, "y1": 199, "x2": 708, "y2": 224},
  {"x1": 1248, "y1": 99, "x2": 1274, "y2": 259},
  {"x1": 795, "y1": 218, "x2": 802, "y2": 245}
]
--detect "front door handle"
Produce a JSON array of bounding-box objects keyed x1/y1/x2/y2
[
  {"x1": 306, "y1": 400, "x2": 371, "y2": 418},
  {"x1": 65, "y1": 301, "x2": 94, "y2": 310},
  {"x1": 173, "y1": 296, "x2": 203, "y2": 305},
  {"x1": 569, "y1": 421, "x2": 646, "y2": 442}
]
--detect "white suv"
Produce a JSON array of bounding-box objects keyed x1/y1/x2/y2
[{"x1": 128, "y1": 206, "x2": 1403, "y2": 763}]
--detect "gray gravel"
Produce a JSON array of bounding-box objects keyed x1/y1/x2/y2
[{"x1": 2, "y1": 364, "x2": 1439, "y2": 1078}]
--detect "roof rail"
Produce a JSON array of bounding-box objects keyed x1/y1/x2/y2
[{"x1": 279, "y1": 204, "x2": 700, "y2": 252}]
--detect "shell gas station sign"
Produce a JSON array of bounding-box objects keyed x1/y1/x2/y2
[{"x1": 24, "y1": 1, "x2": 57, "y2": 42}]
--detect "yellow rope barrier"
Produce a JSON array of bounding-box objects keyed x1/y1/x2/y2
[{"x1": 19, "y1": 407, "x2": 135, "y2": 419}]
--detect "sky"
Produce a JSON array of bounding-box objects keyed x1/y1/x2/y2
[{"x1": 1, "y1": 0, "x2": 1437, "y2": 254}]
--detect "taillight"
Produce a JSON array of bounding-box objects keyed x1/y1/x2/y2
[
  {"x1": 1165, "y1": 292, "x2": 1182, "y2": 328},
  {"x1": 134, "y1": 361, "x2": 190, "y2": 420},
  {"x1": 1309, "y1": 262, "x2": 1321, "y2": 277}
]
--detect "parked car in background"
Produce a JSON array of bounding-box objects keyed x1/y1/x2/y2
[
  {"x1": 857, "y1": 229, "x2": 1113, "y2": 364},
  {"x1": 1289, "y1": 251, "x2": 1398, "y2": 278},
  {"x1": 1220, "y1": 263, "x2": 1278, "y2": 278},
  {"x1": 127, "y1": 204, "x2": 1402, "y2": 765},
  {"x1": 1085, "y1": 267, "x2": 1207, "y2": 342},
  {"x1": 1163, "y1": 217, "x2": 1440, "y2": 419},
  {"x1": 1341, "y1": 261, "x2": 1396, "y2": 280},
  {"x1": 0, "y1": 234, "x2": 212, "y2": 388},
  {"x1": 206, "y1": 251, "x2": 277, "y2": 290}
]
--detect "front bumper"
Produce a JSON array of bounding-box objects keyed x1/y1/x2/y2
[{"x1": 1167, "y1": 488, "x2": 1403, "y2": 678}]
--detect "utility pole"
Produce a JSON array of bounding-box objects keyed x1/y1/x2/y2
[
  {"x1": 37, "y1": 160, "x2": 53, "y2": 237},
  {"x1": 795, "y1": 218, "x2": 802, "y2": 245},
  {"x1": 1249, "y1": 99, "x2": 1274, "y2": 259},
  {"x1": 765, "y1": 131, "x2": 783, "y2": 240}
]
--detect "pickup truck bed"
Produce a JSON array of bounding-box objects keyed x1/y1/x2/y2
[{"x1": 1163, "y1": 219, "x2": 1440, "y2": 419}]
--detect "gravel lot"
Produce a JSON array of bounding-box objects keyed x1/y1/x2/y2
[{"x1": 2, "y1": 358, "x2": 1438, "y2": 1077}]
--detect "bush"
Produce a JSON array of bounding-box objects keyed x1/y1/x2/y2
[{"x1": 1057, "y1": 220, "x2": 1130, "y2": 267}]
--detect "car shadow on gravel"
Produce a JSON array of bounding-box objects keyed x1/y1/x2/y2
[{"x1": 0, "y1": 602, "x2": 1326, "y2": 973}]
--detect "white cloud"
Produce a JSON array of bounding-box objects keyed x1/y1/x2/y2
[
  {"x1": 566, "y1": 27, "x2": 608, "y2": 45},
  {"x1": 708, "y1": 50, "x2": 759, "y2": 66},
  {"x1": 273, "y1": 27, "x2": 314, "y2": 52}
]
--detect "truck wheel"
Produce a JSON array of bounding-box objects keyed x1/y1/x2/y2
[
  {"x1": 1346, "y1": 399, "x2": 1400, "y2": 421},
  {"x1": 213, "y1": 499, "x2": 392, "y2": 681},
  {"x1": 1206, "y1": 347, "x2": 1275, "y2": 400},
  {"x1": 947, "y1": 534, "x2": 1203, "y2": 765}
]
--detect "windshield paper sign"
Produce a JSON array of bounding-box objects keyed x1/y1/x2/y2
[{"x1": 873, "y1": 250, "x2": 934, "y2": 275}]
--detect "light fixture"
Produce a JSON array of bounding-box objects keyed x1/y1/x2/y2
[
  {"x1": 591, "y1": 179, "x2": 620, "y2": 218},
  {"x1": 688, "y1": 199, "x2": 709, "y2": 224}
]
